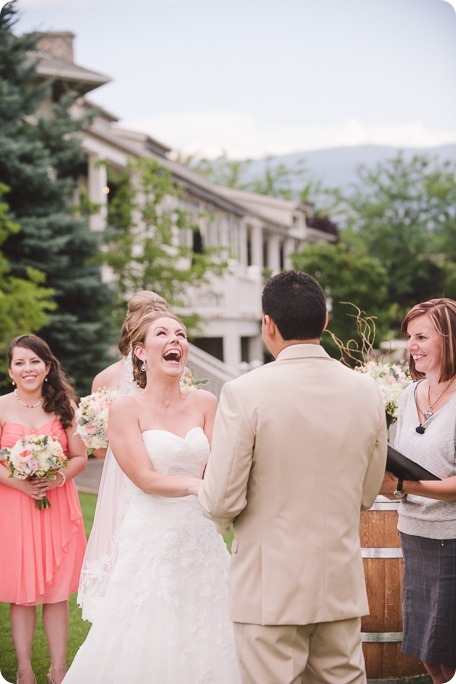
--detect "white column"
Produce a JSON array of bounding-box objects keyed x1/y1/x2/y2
[
  {"x1": 268, "y1": 234, "x2": 281, "y2": 272},
  {"x1": 223, "y1": 330, "x2": 242, "y2": 369},
  {"x1": 284, "y1": 237, "x2": 295, "y2": 269},
  {"x1": 87, "y1": 154, "x2": 107, "y2": 231},
  {"x1": 251, "y1": 223, "x2": 263, "y2": 270},
  {"x1": 239, "y1": 221, "x2": 248, "y2": 268},
  {"x1": 248, "y1": 334, "x2": 264, "y2": 364}
]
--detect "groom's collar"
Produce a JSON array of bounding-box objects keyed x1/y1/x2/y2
[{"x1": 276, "y1": 343, "x2": 331, "y2": 361}]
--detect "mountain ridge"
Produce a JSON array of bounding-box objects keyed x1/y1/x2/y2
[{"x1": 243, "y1": 143, "x2": 456, "y2": 192}]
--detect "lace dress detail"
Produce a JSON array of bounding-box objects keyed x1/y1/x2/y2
[{"x1": 65, "y1": 428, "x2": 240, "y2": 683}]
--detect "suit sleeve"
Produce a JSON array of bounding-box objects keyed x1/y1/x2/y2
[
  {"x1": 361, "y1": 392, "x2": 388, "y2": 511},
  {"x1": 198, "y1": 381, "x2": 254, "y2": 534}
]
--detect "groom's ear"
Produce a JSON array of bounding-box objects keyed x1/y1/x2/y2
[{"x1": 262, "y1": 314, "x2": 276, "y2": 339}]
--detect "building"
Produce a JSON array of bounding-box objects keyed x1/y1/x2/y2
[{"x1": 32, "y1": 31, "x2": 337, "y2": 371}]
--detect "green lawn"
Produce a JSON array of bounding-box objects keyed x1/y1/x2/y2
[{"x1": 0, "y1": 492, "x2": 232, "y2": 684}]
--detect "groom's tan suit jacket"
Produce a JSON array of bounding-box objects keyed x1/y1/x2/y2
[{"x1": 199, "y1": 344, "x2": 387, "y2": 626}]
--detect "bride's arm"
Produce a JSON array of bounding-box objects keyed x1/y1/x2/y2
[{"x1": 108, "y1": 397, "x2": 201, "y2": 497}]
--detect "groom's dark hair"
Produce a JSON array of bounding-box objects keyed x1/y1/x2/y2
[{"x1": 262, "y1": 270, "x2": 327, "y2": 340}]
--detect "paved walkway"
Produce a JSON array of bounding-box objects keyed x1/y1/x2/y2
[{"x1": 75, "y1": 457, "x2": 104, "y2": 494}]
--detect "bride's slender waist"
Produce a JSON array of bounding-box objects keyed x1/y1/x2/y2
[{"x1": 125, "y1": 490, "x2": 201, "y2": 510}]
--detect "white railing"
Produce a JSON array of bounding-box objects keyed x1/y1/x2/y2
[{"x1": 187, "y1": 343, "x2": 241, "y2": 398}]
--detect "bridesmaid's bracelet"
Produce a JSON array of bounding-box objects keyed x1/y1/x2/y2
[{"x1": 57, "y1": 470, "x2": 66, "y2": 487}]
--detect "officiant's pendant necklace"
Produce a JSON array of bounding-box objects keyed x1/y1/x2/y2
[
  {"x1": 415, "y1": 380, "x2": 454, "y2": 434},
  {"x1": 14, "y1": 389, "x2": 43, "y2": 409}
]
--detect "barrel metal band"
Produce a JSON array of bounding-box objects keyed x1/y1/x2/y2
[
  {"x1": 362, "y1": 548, "x2": 403, "y2": 558},
  {"x1": 361, "y1": 631, "x2": 402, "y2": 643},
  {"x1": 368, "y1": 501, "x2": 400, "y2": 511}
]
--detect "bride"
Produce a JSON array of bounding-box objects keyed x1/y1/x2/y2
[
  {"x1": 64, "y1": 311, "x2": 241, "y2": 683},
  {"x1": 77, "y1": 290, "x2": 168, "y2": 622}
]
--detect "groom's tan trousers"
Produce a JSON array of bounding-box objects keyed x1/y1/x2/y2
[{"x1": 233, "y1": 617, "x2": 366, "y2": 684}]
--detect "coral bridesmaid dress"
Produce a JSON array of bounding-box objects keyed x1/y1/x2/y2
[{"x1": 0, "y1": 419, "x2": 86, "y2": 605}]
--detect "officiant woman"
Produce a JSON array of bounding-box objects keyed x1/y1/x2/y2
[
  {"x1": 0, "y1": 334, "x2": 87, "y2": 684},
  {"x1": 381, "y1": 298, "x2": 456, "y2": 684}
]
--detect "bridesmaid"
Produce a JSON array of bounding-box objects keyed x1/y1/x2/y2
[{"x1": 0, "y1": 335, "x2": 87, "y2": 684}]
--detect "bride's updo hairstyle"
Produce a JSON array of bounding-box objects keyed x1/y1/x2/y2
[
  {"x1": 129, "y1": 311, "x2": 186, "y2": 388},
  {"x1": 117, "y1": 290, "x2": 169, "y2": 356}
]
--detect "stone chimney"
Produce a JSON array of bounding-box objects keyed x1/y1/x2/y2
[{"x1": 35, "y1": 32, "x2": 75, "y2": 63}]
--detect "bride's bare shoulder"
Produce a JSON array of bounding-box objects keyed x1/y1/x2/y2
[{"x1": 186, "y1": 388, "x2": 218, "y2": 411}]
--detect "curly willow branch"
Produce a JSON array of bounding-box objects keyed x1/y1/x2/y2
[{"x1": 326, "y1": 302, "x2": 380, "y2": 367}]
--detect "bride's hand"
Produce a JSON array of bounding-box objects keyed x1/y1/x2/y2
[{"x1": 186, "y1": 478, "x2": 202, "y2": 496}]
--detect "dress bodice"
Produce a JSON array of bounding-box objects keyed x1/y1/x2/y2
[
  {"x1": 141, "y1": 427, "x2": 208, "y2": 478},
  {"x1": 0, "y1": 418, "x2": 68, "y2": 452},
  {"x1": 121, "y1": 427, "x2": 208, "y2": 515}
]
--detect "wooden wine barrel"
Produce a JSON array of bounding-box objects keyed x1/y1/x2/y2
[{"x1": 360, "y1": 497, "x2": 429, "y2": 683}]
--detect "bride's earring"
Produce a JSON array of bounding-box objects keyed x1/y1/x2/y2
[{"x1": 141, "y1": 361, "x2": 146, "y2": 372}]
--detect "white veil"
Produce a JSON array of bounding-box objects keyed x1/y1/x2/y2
[{"x1": 77, "y1": 352, "x2": 139, "y2": 622}]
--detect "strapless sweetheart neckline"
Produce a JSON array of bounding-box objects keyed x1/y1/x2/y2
[
  {"x1": 3, "y1": 418, "x2": 60, "y2": 431},
  {"x1": 141, "y1": 426, "x2": 204, "y2": 441}
]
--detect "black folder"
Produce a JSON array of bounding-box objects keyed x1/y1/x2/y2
[{"x1": 387, "y1": 444, "x2": 441, "y2": 481}]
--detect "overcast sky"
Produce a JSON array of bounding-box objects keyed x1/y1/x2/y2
[{"x1": 7, "y1": 0, "x2": 456, "y2": 158}]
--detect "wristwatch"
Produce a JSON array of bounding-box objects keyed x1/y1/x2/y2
[{"x1": 393, "y1": 478, "x2": 405, "y2": 498}]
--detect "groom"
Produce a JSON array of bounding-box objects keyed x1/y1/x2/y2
[{"x1": 199, "y1": 270, "x2": 387, "y2": 684}]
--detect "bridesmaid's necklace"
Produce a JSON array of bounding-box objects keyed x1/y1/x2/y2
[{"x1": 14, "y1": 389, "x2": 43, "y2": 409}]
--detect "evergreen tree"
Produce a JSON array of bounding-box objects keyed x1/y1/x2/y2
[
  {"x1": 0, "y1": 183, "x2": 56, "y2": 390},
  {"x1": 0, "y1": 4, "x2": 114, "y2": 393}
]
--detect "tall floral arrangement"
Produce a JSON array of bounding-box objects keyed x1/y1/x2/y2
[{"x1": 327, "y1": 303, "x2": 411, "y2": 427}]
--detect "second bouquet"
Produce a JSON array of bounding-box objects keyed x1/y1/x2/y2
[
  {"x1": 75, "y1": 387, "x2": 120, "y2": 455},
  {"x1": 0, "y1": 433, "x2": 67, "y2": 510}
]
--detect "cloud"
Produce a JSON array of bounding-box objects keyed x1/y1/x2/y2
[
  {"x1": 16, "y1": 0, "x2": 86, "y2": 7},
  {"x1": 442, "y1": 0, "x2": 456, "y2": 11},
  {"x1": 120, "y1": 111, "x2": 456, "y2": 159}
]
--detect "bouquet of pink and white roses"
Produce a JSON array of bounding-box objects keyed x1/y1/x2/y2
[
  {"x1": 0, "y1": 434, "x2": 67, "y2": 509},
  {"x1": 75, "y1": 387, "x2": 120, "y2": 455}
]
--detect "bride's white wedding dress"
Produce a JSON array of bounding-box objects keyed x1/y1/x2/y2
[{"x1": 65, "y1": 428, "x2": 240, "y2": 683}]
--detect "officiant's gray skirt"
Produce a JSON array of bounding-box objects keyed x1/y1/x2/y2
[{"x1": 400, "y1": 532, "x2": 456, "y2": 666}]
